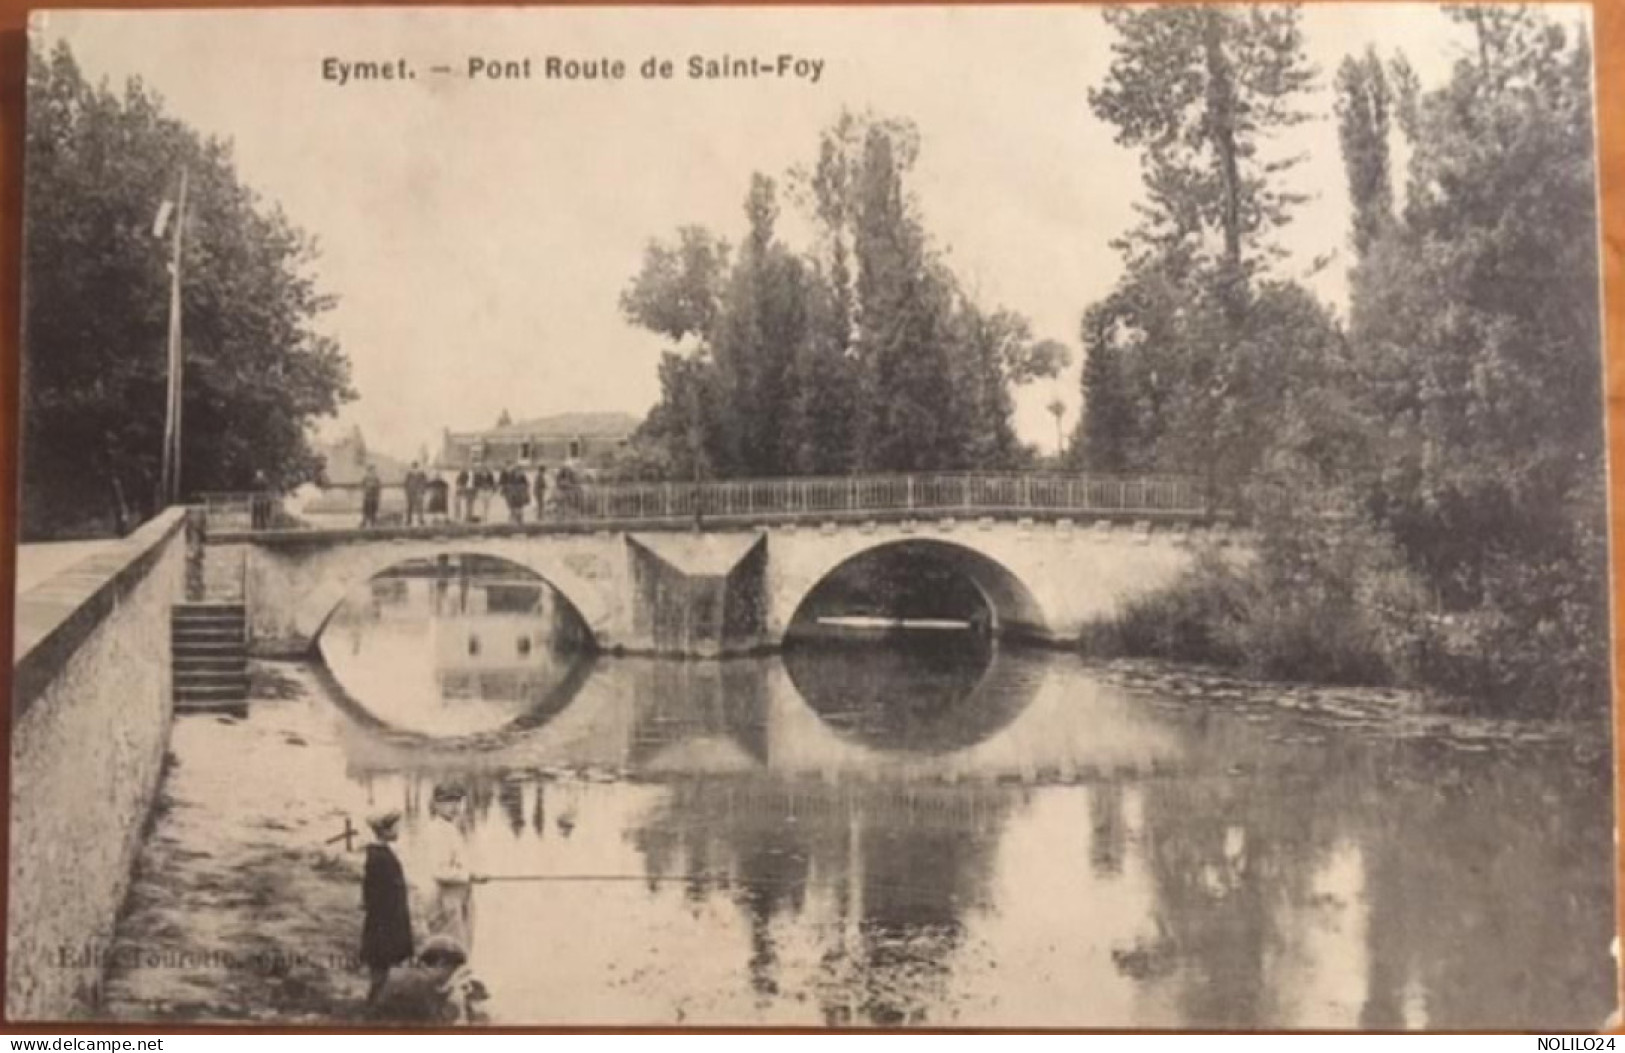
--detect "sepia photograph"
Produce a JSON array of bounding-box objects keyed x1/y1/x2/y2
[{"x1": 6, "y1": 2, "x2": 1617, "y2": 1030}]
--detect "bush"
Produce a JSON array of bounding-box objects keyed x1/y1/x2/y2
[
  {"x1": 1087, "y1": 503, "x2": 1611, "y2": 721},
  {"x1": 1091, "y1": 517, "x2": 1440, "y2": 689}
]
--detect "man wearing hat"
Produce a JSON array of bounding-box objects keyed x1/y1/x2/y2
[
  {"x1": 360, "y1": 810, "x2": 413, "y2": 1004},
  {"x1": 424, "y1": 784, "x2": 475, "y2": 951}
]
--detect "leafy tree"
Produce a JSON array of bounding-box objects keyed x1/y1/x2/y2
[
  {"x1": 946, "y1": 300, "x2": 1024, "y2": 469},
  {"x1": 627, "y1": 110, "x2": 1055, "y2": 479},
  {"x1": 621, "y1": 227, "x2": 732, "y2": 477},
  {"x1": 710, "y1": 175, "x2": 812, "y2": 476},
  {"x1": 620, "y1": 226, "x2": 731, "y2": 345},
  {"x1": 22, "y1": 41, "x2": 353, "y2": 538},
  {"x1": 787, "y1": 260, "x2": 858, "y2": 475},
  {"x1": 1090, "y1": 5, "x2": 1315, "y2": 310},
  {"x1": 1346, "y1": 6, "x2": 1603, "y2": 711},
  {"x1": 1334, "y1": 49, "x2": 1395, "y2": 258},
  {"x1": 1073, "y1": 338, "x2": 1134, "y2": 473},
  {"x1": 1081, "y1": 6, "x2": 1317, "y2": 487},
  {"x1": 846, "y1": 123, "x2": 960, "y2": 470}
]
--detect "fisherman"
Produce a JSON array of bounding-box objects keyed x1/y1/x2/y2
[
  {"x1": 359, "y1": 810, "x2": 412, "y2": 1005},
  {"x1": 423, "y1": 783, "x2": 475, "y2": 951}
]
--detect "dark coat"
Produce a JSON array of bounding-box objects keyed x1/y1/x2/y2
[{"x1": 361, "y1": 843, "x2": 414, "y2": 969}]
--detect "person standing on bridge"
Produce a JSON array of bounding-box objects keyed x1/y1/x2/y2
[
  {"x1": 360, "y1": 464, "x2": 382, "y2": 529},
  {"x1": 360, "y1": 809, "x2": 413, "y2": 1005},
  {"x1": 404, "y1": 462, "x2": 428, "y2": 528},
  {"x1": 532, "y1": 467, "x2": 547, "y2": 522},
  {"x1": 427, "y1": 471, "x2": 450, "y2": 525},
  {"x1": 455, "y1": 468, "x2": 473, "y2": 523},
  {"x1": 472, "y1": 467, "x2": 495, "y2": 524},
  {"x1": 250, "y1": 470, "x2": 273, "y2": 530},
  {"x1": 502, "y1": 463, "x2": 529, "y2": 524}
]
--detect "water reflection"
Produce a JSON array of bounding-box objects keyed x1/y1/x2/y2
[
  {"x1": 309, "y1": 601, "x2": 1613, "y2": 1028},
  {"x1": 782, "y1": 633, "x2": 1038, "y2": 753},
  {"x1": 318, "y1": 555, "x2": 594, "y2": 738}
]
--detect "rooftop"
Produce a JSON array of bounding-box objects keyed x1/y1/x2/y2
[{"x1": 467, "y1": 411, "x2": 640, "y2": 440}]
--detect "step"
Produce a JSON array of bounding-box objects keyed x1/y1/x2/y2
[
  {"x1": 172, "y1": 626, "x2": 245, "y2": 642},
  {"x1": 172, "y1": 611, "x2": 246, "y2": 626},
  {"x1": 174, "y1": 698, "x2": 249, "y2": 716},
  {"x1": 173, "y1": 607, "x2": 244, "y2": 619},
  {"x1": 173, "y1": 639, "x2": 246, "y2": 655},
  {"x1": 174, "y1": 689, "x2": 248, "y2": 706},
  {"x1": 176, "y1": 631, "x2": 244, "y2": 644},
  {"x1": 175, "y1": 673, "x2": 248, "y2": 691},
  {"x1": 174, "y1": 655, "x2": 248, "y2": 672},
  {"x1": 174, "y1": 680, "x2": 246, "y2": 693}
]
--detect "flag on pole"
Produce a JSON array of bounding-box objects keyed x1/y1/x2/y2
[{"x1": 152, "y1": 199, "x2": 174, "y2": 239}]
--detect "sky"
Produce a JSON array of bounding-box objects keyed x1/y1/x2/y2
[{"x1": 33, "y1": 4, "x2": 1577, "y2": 463}]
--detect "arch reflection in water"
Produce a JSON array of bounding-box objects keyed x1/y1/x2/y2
[
  {"x1": 317, "y1": 553, "x2": 595, "y2": 737},
  {"x1": 781, "y1": 635, "x2": 1043, "y2": 754},
  {"x1": 782, "y1": 539, "x2": 1047, "y2": 753}
]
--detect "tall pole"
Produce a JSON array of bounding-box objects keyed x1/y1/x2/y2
[{"x1": 159, "y1": 169, "x2": 188, "y2": 507}]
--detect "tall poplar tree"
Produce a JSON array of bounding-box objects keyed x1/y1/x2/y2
[{"x1": 1078, "y1": 6, "x2": 1317, "y2": 484}]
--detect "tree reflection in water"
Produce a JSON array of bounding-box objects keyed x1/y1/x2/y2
[
  {"x1": 629, "y1": 776, "x2": 1014, "y2": 1026},
  {"x1": 313, "y1": 600, "x2": 1612, "y2": 1027}
]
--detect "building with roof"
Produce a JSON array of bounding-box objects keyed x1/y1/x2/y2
[
  {"x1": 317, "y1": 426, "x2": 413, "y2": 487},
  {"x1": 438, "y1": 411, "x2": 638, "y2": 472}
]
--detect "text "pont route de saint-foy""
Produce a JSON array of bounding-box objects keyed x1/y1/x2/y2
[{"x1": 322, "y1": 54, "x2": 827, "y2": 86}]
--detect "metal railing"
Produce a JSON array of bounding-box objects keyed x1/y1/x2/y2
[{"x1": 199, "y1": 472, "x2": 1219, "y2": 535}]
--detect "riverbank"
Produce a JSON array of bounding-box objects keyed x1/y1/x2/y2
[
  {"x1": 1078, "y1": 538, "x2": 1613, "y2": 724},
  {"x1": 1086, "y1": 657, "x2": 1609, "y2": 753},
  {"x1": 99, "y1": 666, "x2": 368, "y2": 1022}
]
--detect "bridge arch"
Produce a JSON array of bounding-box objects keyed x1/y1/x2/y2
[
  {"x1": 286, "y1": 539, "x2": 616, "y2": 654},
  {"x1": 781, "y1": 537, "x2": 1051, "y2": 642}
]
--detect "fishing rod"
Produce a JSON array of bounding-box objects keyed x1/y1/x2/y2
[{"x1": 469, "y1": 873, "x2": 732, "y2": 884}]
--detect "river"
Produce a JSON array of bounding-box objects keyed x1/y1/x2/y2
[{"x1": 112, "y1": 566, "x2": 1616, "y2": 1028}]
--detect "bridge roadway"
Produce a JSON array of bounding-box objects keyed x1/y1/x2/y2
[{"x1": 201, "y1": 472, "x2": 1244, "y2": 658}]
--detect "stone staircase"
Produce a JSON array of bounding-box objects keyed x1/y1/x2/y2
[
  {"x1": 172, "y1": 602, "x2": 248, "y2": 712},
  {"x1": 172, "y1": 514, "x2": 250, "y2": 713}
]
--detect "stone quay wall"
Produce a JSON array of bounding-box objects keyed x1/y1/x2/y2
[{"x1": 8, "y1": 508, "x2": 187, "y2": 1020}]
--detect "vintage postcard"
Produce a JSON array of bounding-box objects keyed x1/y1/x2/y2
[{"x1": 8, "y1": 3, "x2": 1616, "y2": 1029}]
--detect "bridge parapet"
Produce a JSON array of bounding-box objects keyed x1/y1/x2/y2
[{"x1": 205, "y1": 472, "x2": 1225, "y2": 540}]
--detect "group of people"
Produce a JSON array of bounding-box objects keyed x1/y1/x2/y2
[
  {"x1": 359, "y1": 785, "x2": 488, "y2": 1024},
  {"x1": 357, "y1": 461, "x2": 584, "y2": 529}
]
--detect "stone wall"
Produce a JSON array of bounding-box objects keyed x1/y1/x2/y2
[{"x1": 8, "y1": 508, "x2": 187, "y2": 1020}]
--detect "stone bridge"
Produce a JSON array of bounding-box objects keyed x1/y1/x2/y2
[{"x1": 206, "y1": 472, "x2": 1243, "y2": 657}]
